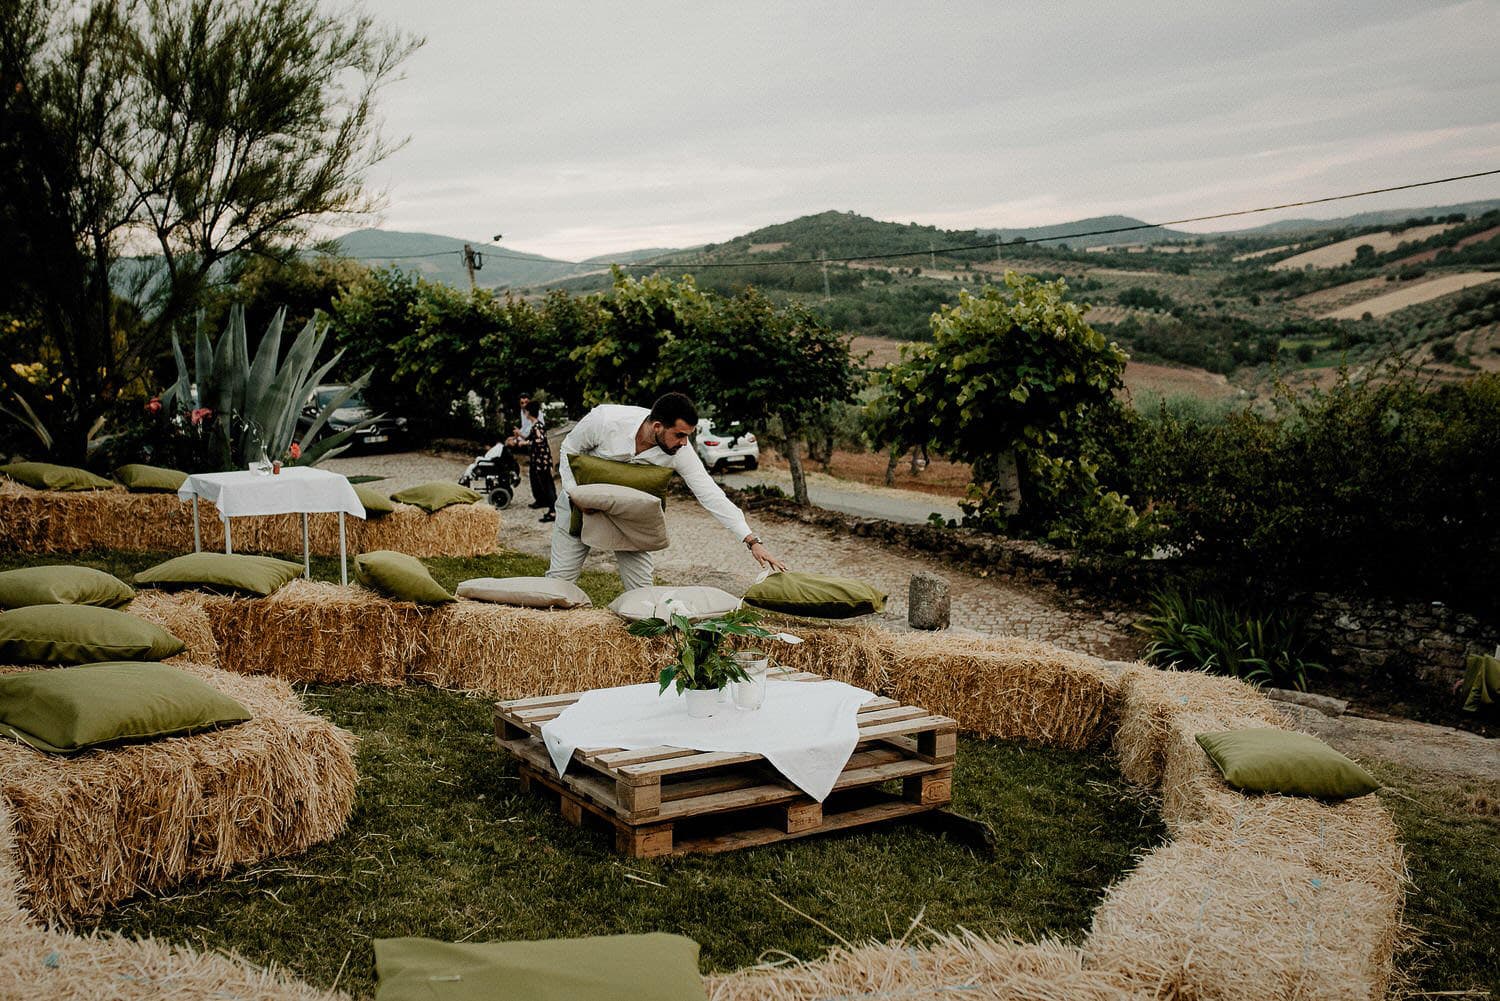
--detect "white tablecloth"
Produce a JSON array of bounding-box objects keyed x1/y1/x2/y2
[
  {"x1": 178, "y1": 467, "x2": 366, "y2": 519},
  {"x1": 542, "y1": 679, "x2": 874, "y2": 802}
]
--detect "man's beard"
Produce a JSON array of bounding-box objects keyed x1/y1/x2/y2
[{"x1": 653, "y1": 429, "x2": 683, "y2": 454}]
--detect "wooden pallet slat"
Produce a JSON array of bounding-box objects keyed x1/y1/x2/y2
[{"x1": 494, "y1": 676, "x2": 957, "y2": 858}]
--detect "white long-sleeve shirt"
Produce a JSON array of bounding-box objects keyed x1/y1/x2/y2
[{"x1": 559, "y1": 404, "x2": 753, "y2": 542}]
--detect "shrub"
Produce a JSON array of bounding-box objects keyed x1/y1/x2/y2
[{"x1": 1135, "y1": 588, "x2": 1325, "y2": 691}]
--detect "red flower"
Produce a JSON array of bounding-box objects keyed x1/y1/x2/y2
[
  {"x1": 288, "y1": 441, "x2": 302, "y2": 460},
  {"x1": 145, "y1": 397, "x2": 162, "y2": 415},
  {"x1": 189, "y1": 407, "x2": 213, "y2": 426}
]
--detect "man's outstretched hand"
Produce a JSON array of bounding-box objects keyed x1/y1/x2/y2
[{"x1": 749, "y1": 541, "x2": 788, "y2": 573}]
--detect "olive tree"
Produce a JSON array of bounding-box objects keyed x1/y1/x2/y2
[
  {"x1": 882, "y1": 272, "x2": 1138, "y2": 541},
  {"x1": 0, "y1": 0, "x2": 417, "y2": 460}
]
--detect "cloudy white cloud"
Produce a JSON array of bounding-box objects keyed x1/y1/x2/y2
[{"x1": 350, "y1": 0, "x2": 1500, "y2": 259}]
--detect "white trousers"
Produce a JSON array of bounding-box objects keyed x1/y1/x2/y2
[{"x1": 545, "y1": 488, "x2": 655, "y2": 591}]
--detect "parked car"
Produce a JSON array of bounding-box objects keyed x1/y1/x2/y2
[
  {"x1": 694, "y1": 418, "x2": 759, "y2": 471},
  {"x1": 298, "y1": 385, "x2": 407, "y2": 451}
]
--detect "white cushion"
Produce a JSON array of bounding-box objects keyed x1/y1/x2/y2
[
  {"x1": 567, "y1": 482, "x2": 669, "y2": 552},
  {"x1": 608, "y1": 585, "x2": 741, "y2": 622},
  {"x1": 455, "y1": 576, "x2": 592, "y2": 609}
]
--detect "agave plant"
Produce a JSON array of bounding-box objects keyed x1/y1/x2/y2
[{"x1": 161, "y1": 306, "x2": 371, "y2": 470}]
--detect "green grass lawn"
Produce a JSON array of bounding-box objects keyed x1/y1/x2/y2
[{"x1": 87, "y1": 684, "x2": 1164, "y2": 999}]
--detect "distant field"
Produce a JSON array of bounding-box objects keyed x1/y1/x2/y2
[
  {"x1": 852, "y1": 336, "x2": 1240, "y2": 404},
  {"x1": 1270, "y1": 224, "x2": 1456, "y2": 270},
  {"x1": 1319, "y1": 272, "x2": 1500, "y2": 319},
  {"x1": 1232, "y1": 243, "x2": 1297, "y2": 261}
]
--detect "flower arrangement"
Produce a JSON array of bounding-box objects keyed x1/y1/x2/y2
[{"x1": 626, "y1": 607, "x2": 777, "y2": 694}]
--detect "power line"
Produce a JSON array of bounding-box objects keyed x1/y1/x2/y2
[{"x1": 343, "y1": 166, "x2": 1500, "y2": 270}]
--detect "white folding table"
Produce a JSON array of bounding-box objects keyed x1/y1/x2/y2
[{"x1": 177, "y1": 467, "x2": 367, "y2": 584}]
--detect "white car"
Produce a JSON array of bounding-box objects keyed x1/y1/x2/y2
[{"x1": 694, "y1": 418, "x2": 759, "y2": 472}]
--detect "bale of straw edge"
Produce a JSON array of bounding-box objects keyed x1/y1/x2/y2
[
  {"x1": 205, "y1": 580, "x2": 425, "y2": 685},
  {"x1": 125, "y1": 590, "x2": 219, "y2": 667},
  {"x1": 1158, "y1": 710, "x2": 1406, "y2": 898},
  {"x1": 0, "y1": 482, "x2": 500, "y2": 558},
  {"x1": 1112, "y1": 666, "x2": 1282, "y2": 787},
  {"x1": 1087, "y1": 840, "x2": 1399, "y2": 1001},
  {"x1": 884, "y1": 633, "x2": 1119, "y2": 749},
  {"x1": 767, "y1": 623, "x2": 894, "y2": 693},
  {"x1": 0, "y1": 661, "x2": 357, "y2": 924},
  {"x1": 708, "y1": 929, "x2": 1147, "y2": 1001},
  {"x1": 412, "y1": 601, "x2": 665, "y2": 696}
]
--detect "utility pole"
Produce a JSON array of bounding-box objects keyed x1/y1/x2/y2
[
  {"x1": 820, "y1": 250, "x2": 831, "y2": 301},
  {"x1": 995, "y1": 236, "x2": 1002, "y2": 262},
  {"x1": 462, "y1": 243, "x2": 483, "y2": 291}
]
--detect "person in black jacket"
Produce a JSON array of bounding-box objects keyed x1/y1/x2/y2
[{"x1": 523, "y1": 399, "x2": 557, "y2": 522}]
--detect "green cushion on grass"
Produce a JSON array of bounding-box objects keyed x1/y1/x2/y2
[
  {"x1": 0, "y1": 461, "x2": 114, "y2": 491},
  {"x1": 0, "y1": 661, "x2": 251, "y2": 754},
  {"x1": 373, "y1": 933, "x2": 707, "y2": 1001},
  {"x1": 0, "y1": 604, "x2": 184, "y2": 664},
  {"x1": 742, "y1": 571, "x2": 887, "y2": 619},
  {"x1": 566, "y1": 454, "x2": 674, "y2": 538},
  {"x1": 357, "y1": 551, "x2": 454, "y2": 605},
  {"x1": 390, "y1": 481, "x2": 481, "y2": 513},
  {"x1": 1196, "y1": 728, "x2": 1380, "y2": 800},
  {"x1": 113, "y1": 462, "x2": 188, "y2": 493},
  {"x1": 355, "y1": 483, "x2": 396, "y2": 516},
  {"x1": 0, "y1": 566, "x2": 135, "y2": 610},
  {"x1": 134, "y1": 552, "x2": 304, "y2": 597}
]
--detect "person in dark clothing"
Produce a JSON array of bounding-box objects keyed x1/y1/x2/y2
[{"x1": 524, "y1": 400, "x2": 557, "y2": 521}]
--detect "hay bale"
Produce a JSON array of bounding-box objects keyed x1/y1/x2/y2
[
  {"x1": 1112, "y1": 666, "x2": 1282, "y2": 787},
  {"x1": 205, "y1": 580, "x2": 425, "y2": 685},
  {"x1": 124, "y1": 590, "x2": 219, "y2": 667},
  {"x1": 413, "y1": 602, "x2": 665, "y2": 696},
  {"x1": 1087, "y1": 841, "x2": 1399, "y2": 1001},
  {"x1": 708, "y1": 930, "x2": 1146, "y2": 1001},
  {"x1": 885, "y1": 633, "x2": 1119, "y2": 749},
  {"x1": 1158, "y1": 711, "x2": 1406, "y2": 897},
  {"x1": 0, "y1": 661, "x2": 357, "y2": 924},
  {"x1": 768, "y1": 623, "x2": 894, "y2": 693},
  {"x1": 0, "y1": 482, "x2": 500, "y2": 558}
]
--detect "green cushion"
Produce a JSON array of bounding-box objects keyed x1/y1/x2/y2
[
  {"x1": 0, "y1": 461, "x2": 114, "y2": 491},
  {"x1": 113, "y1": 462, "x2": 188, "y2": 493},
  {"x1": 134, "y1": 552, "x2": 305, "y2": 597},
  {"x1": 357, "y1": 551, "x2": 454, "y2": 605},
  {"x1": 566, "y1": 454, "x2": 675, "y2": 537},
  {"x1": 355, "y1": 483, "x2": 396, "y2": 516},
  {"x1": 0, "y1": 566, "x2": 135, "y2": 610},
  {"x1": 741, "y1": 571, "x2": 887, "y2": 619},
  {"x1": 0, "y1": 662, "x2": 251, "y2": 754},
  {"x1": 1462, "y1": 653, "x2": 1500, "y2": 713},
  {"x1": 0, "y1": 605, "x2": 184, "y2": 664},
  {"x1": 390, "y1": 481, "x2": 481, "y2": 513},
  {"x1": 1196, "y1": 728, "x2": 1380, "y2": 800},
  {"x1": 373, "y1": 933, "x2": 707, "y2": 1001}
]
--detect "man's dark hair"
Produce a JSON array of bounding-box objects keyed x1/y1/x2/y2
[
  {"x1": 524, "y1": 400, "x2": 541, "y2": 418},
  {"x1": 648, "y1": 392, "x2": 698, "y2": 428}
]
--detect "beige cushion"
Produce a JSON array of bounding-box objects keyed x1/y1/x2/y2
[
  {"x1": 568, "y1": 483, "x2": 669, "y2": 553},
  {"x1": 456, "y1": 576, "x2": 592, "y2": 610},
  {"x1": 608, "y1": 585, "x2": 741, "y2": 622}
]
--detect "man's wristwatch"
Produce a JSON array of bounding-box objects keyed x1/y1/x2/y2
[{"x1": 744, "y1": 534, "x2": 761, "y2": 551}]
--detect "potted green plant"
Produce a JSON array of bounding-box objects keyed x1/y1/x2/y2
[{"x1": 627, "y1": 607, "x2": 777, "y2": 718}]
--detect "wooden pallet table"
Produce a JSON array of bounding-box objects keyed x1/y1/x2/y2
[{"x1": 493, "y1": 672, "x2": 957, "y2": 858}]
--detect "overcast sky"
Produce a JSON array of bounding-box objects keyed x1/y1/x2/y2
[{"x1": 350, "y1": 1, "x2": 1500, "y2": 261}]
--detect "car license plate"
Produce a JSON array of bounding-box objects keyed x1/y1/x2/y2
[{"x1": 364, "y1": 434, "x2": 389, "y2": 444}]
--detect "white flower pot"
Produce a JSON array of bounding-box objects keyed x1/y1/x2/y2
[{"x1": 684, "y1": 687, "x2": 721, "y2": 719}]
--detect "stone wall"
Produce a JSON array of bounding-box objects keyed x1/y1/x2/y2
[{"x1": 1301, "y1": 591, "x2": 1491, "y2": 690}]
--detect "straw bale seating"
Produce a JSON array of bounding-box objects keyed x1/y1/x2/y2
[
  {"x1": 0, "y1": 661, "x2": 357, "y2": 925},
  {"x1": 0, "y1": 576, "x2": 1407, "y2": 1000},
  {"x1": 0, "y1": 480, "x2": 500, "y2": 558},
  {"x1": 0, "y1": 797, "x2": 341, "y2": 1000}
]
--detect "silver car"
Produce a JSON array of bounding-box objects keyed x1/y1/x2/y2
[{"x1": 694, "y1": 418, "x2": 759, "y2": 472}]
